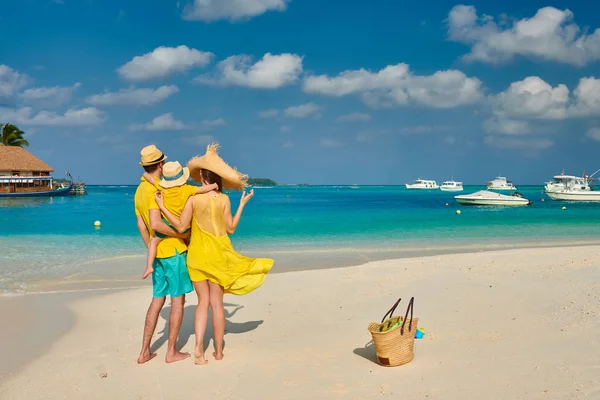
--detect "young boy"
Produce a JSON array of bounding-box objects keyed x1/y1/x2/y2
[{"x1": 142, "y1": 161, "x2": 217, "y2": 280}]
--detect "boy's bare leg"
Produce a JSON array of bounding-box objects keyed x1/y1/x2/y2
[
  {"x1": 142, "y1": 236, "x2": 162, "y2": 280},
  {"x1": 165, "y1": 294, "x2": 190, "y2": 363},
  {"x1": 137, "y1": 296, "x2": 166, "y2": 364}
]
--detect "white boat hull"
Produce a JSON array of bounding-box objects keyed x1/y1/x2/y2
[
  {"x1": 406, "y1": 184, "x2": 439, "y2": 189},
  {"x1": 546, "y1": 191, "x2": 600, "y2": 201},
  {"x1": 440, "y1": 187, "x2": 463, "y2": 192},
  {"x1": 455, "y1": 190, "x2": 531, "y2": 206}
]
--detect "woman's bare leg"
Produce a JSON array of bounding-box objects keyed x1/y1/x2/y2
[
  {"x1": 193, "y1": 280, "x2": 210, "y2": 365},
  {"x1": 208, "y1": 281, "x2": 225, "y2": 360}
]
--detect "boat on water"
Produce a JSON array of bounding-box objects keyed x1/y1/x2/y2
[
  {"x1": 486, "y1": 176, "x2": 517, "y2": 191},
  {"x1": 406, "y1": 178, "x2": 438, "y2": 189},
  {"x1": 545, "y1": 174, "x2": 590, "y2": 193},
  {"x1": 455, "y1": 190, "x2": 532, "y2": 206},
  {"x1": 0, "y1": 146, "x2": 72, "y2": 197},
  {"x1": 440, "y1": 180, "x2": 463, "y2": 192}
]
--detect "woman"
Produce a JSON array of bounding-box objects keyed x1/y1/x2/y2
[{"x1": 155, "y1": 143, "x2": 273, "y2": 365}]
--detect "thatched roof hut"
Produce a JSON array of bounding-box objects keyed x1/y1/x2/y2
[{"x1": 0, "y1": 146, "x2": 54, "y2": 173}]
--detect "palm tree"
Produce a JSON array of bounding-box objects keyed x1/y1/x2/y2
[{"x1": 0, "y1": 123, "x2": 29, "y2": 147}]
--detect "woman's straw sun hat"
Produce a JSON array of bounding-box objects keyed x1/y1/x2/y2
[
  {"x1": 139, "y1": 144, "x2": 167, "y2": 166},
  {"x1": 187, "y1": 143, "x2": 247, "y2": 191},
  {"x1": 159, "y1": 161, "x2": 190, "y2": 188}
]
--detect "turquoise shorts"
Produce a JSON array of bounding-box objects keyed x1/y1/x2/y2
[{"x1": 152, "y1": 251, "x2": 193, "y2": 298}]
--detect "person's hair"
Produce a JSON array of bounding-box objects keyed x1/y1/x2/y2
[
  {"x1": 201, "y1": 169, "x2": 223, "y2": 192},
  {"x1": 143, "y1": 161, "x2": 163, "y2": 173}
]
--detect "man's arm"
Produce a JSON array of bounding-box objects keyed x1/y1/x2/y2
[
  {"x1": 149, "y1": 209, "x2": 187, "y2": 238},
  {"x1": 136, "y1": 216, "x2": 151, "y2": 248}
]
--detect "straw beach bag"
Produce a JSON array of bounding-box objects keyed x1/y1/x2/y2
[{"x1": 368, "y1": 297, "x2": 418, "y2": 367}]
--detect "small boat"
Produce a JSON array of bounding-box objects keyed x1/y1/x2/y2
[
  {"x1": 406, "y1": 178, "x2": 438, "y2": 189},
  {"x1": 455, "y1": 190, "x2": 532, "y2": 206},
  {"x1": 486, "y1": 176, "x2": 517, "y2": 191},
  {"x1": 440, "y1": 180, "x2": 463, "y2": 192}
]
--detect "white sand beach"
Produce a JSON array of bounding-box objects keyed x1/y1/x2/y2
[{"x1": 1, "y1": 246, "x2": 600, "y2": 399}]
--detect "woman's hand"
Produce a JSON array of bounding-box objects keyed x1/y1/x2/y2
[
  {"x1": 240, "y1": 189, "x2": 254, "y2": 206},
  {"x1": 154, "y1": 191, "x2": 164, "y2": 208}
]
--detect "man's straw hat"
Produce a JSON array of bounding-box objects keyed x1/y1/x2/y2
[
  {"x1": 159, "y1": 161, "x2": 190, "y2": 188},
  {"x1": 139, "y1": 145, "x2": 167, "y2": 166},
  {"x1": 187, "y1": 143, "x2": 247, "y2": 191}
]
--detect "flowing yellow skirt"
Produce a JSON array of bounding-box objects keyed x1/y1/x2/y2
[{"x1": 186, "y1": 229, "x2": 273, "y2": 295}]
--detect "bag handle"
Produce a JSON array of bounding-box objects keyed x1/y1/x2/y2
[
  {"x1": 380, "y1": 297, "x2": 402, "y2": 323},
  {"x1": 400, "y1": 297, "x2": 415, "y2": 334}
]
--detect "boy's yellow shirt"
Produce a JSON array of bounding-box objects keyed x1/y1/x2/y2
[
  {"x1": 133, "y1": 176, "x2": 188, "y2": 259},
  {"x1": 160, "y1": 183, "x2": 198, "y2": 219}
]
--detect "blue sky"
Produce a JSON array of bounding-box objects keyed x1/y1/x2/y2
[{"x1": 2, "y1": 0, "x2": 600, "y2": 185}]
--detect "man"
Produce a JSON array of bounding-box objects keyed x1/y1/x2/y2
[{"x1": 134, "y1": 144, "x2": 192, "y2": 364}]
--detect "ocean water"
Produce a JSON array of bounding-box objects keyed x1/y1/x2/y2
[{"x1": 2, "y1": 185, "x2": 600, "y2": 294}]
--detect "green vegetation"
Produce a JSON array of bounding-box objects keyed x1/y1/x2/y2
[
  {"x1": 247, "y1": 178, "x2": 278, "y2": 186},
  {"x1": 0, "y1": 123, "x2": 29, "y2": 147}
]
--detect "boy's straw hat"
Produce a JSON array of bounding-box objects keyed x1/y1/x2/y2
[
  {"x1": 187, "y1": 143, "x2": 247, "y2": 191},
  {"x1": 139, "y1": 144, "x2": 167, "y2": 166},
  {"x1": 159, "y1": 161, "x2": 190, "y2": 188}
]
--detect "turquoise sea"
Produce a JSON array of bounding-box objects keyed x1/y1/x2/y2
[{"x1": 2, "y1": 185, "x2": 600, "y2": 294}]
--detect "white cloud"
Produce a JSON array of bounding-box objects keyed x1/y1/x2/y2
[
  {"x1": 182, "y1": 0, "x2": 290, "y2": 22},
  {"x1": 195, "y1": 53, "x2": 303, "y2": 89},
  {"x1": 320, "y1": 138, "x2": 343, "y2": 148},
  {"x1": 200, "y1": 118, "x2": 227, "y2": 129},
  {"x1": 484, "y1": 136, "x2": 553, "y2": 150},
  {"x1": 258, "y1": 109, "x2": 279, "y2": 118},
  {"x1": 86, "y1": 85, "x2": 179, "y2": 106},
  {"x1": 280, "y1": 125, "x2": 291, "y2": 132},
  {"x1": 284, "y1": 102, "x2": 320, "y2": 118},
  {"x1": 398, "y1": 125, "x2": 451, "y2": 134},
  {"x1": 181, "y1": 135, "x2": 215, "y2": 146},
  {"x1": 118, "y1": 46, "x2": 214, "y2": 81},
  {"x1": 131, "y1": 113, "x2": 187, "y2": 131},
  {"x1": 19, "y1": 82, "x2": 81, "y2": 105},
  {"x1": 483, "y1": 117, "x2": 532, "y2": 135},
  {"x1": 0, "y1": 106, "x2": 104, "y2": 126},
  {"x1": 303, "y1": 63, "x2": 483, "y2": 109},
  {"x1": 336, "y1": 112, "x2": 371, "y2": 123},
  {"x1": 447, "y1": 5, "x2": 600, "y2": 66},
  {"x1": 586, "y1": 128, "x2": 600, "y2": 141},
  {"x1": 492, "y1": 76, "x2": 600, "y2": 120},
  {"x1": 0, "y1": 65, "x2": 30, "y2": 97}
]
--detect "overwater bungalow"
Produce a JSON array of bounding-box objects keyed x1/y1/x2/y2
[{"x1": 0, "y1": 146, "x2": 71, "y2": 197}]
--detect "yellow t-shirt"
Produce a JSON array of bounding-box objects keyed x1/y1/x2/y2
[
  {"x1": 134, "y1": 176, "x2": 187, "y2": 259},
  {"x1": 160, "y1": 183, "x2": 199, "y2": 220}
]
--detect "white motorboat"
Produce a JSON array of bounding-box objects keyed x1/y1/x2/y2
[
  {"x1": 455, "y1": 190, "x2": 531, "y2": 206},
  {"x1": 486, "y1": 176, "x2": 517, "y2": 191},
  {"x1": 405, "y1": 178, "x2": 438, "y2": 189},
  {"x1": 545, "y1": 174, "x2": 590, "y2": 193},
  {"x1": 440, "y1": 180, "x2": 464, "y2": 192}
]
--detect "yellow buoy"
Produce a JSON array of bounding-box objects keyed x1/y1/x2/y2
[
  {"x1": 562, "y1": 206, "x2": 566, "y2": 211},
  {"x1": 456, "y1": 210, "x2": 461, "y2": 215},
  {"x1": 94, "y1": 220, "x2": 101, "y2": 227}
]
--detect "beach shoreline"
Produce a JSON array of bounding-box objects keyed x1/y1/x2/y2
[
  {"x1": 7, "y1": 238, "x2": 600, "y2": 295},
  {"x1": 1, "y1": 245, "x2": 599, "y2": 399}
]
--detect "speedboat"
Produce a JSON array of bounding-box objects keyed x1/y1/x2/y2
[
  {"x1": 455, "y1": 190, "x2": 531, "y2": 206},
  {"x1": 486, "y1": 176, "x2": 517, "y2": 191},
  {"x1": 405, "y1": 178, "x2": 438, "y2": 189},
  {"x1": 440, "y1": 180, "x2": 463, "y2": 192}
]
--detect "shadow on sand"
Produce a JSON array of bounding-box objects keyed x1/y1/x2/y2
[
  {"x1": 353, "y1": 340, "x2": 379, "y2": 365},
  {"x1": 151, "y1": 302, "x2": 263, "y2": 354}
]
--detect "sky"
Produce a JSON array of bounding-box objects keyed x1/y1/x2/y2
[{"x1": 2, "y1": 0, "x2": 600, "y2": 185}]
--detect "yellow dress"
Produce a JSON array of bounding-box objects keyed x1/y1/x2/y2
[{"x1": 186, "y1": 193, "x2": 273, "y2": 295}]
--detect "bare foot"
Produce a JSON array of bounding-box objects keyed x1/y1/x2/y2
[
  {"x1": 194, "y1": 353, "x2": 208, "y2": 365},
  {"x1": 213, "y1": 351, "x2": 224, "y2": 361},
  {"x1": 137, "y1": 352, "x2": 157, "y2": 364},
  {"x1": 141, "y1": 267, "x2": 153, "y2": 280},
  {"x1": 165, "y1": 351, "x2": 190, "y2": 364}
]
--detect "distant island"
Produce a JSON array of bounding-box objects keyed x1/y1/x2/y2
[{"x1": 247, "y1": 178, "x2": 278, "y2": 186}]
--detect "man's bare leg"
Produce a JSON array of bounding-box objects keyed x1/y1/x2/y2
[
  {"x1": 165, "y1": 294, "x2": 190, "y2": 363},
  {"x1": 138, "y1": 296, "x2": 165, "y2": 364}
]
